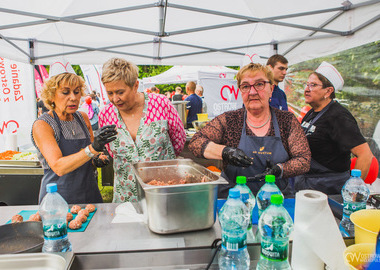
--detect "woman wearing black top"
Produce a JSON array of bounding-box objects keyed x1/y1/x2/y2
[{"x1": 295, "y1": 62, "x2": 374, "y2": 195}]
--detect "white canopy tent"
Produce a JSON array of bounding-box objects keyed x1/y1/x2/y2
[
  {"x1": 142, "y1": 65, "x2": 238, "y2": 89},
  {"x1": 0, "y1": 0, "x2": 379, "y2": 66}
]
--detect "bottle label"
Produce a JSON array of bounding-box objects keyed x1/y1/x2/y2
[
  {"x1": 43, "y1": 222, "x2": 68, "y2": 240},
  {"x1": 221, "y1": 233, "x2": 247, "y2": 251},
  {"x1": 342, "y1": 202, "x2": 366, "y2": 218},
  {"x1": 260, "y1": 238, "x2": 288, "y2": 261}
]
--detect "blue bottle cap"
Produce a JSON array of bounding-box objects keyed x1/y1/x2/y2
[
  {"x1": 46, "y1": 183, "x2": 57, "y2": 193},
  {"x1": 351, "y1": 169, "x2": 361, "y2": 177},
  {"x1": 229, "y1": 188, "x2": 240, "y2": 199}
]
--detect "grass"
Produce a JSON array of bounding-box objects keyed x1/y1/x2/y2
[{"x1": 97, "y1": 168, "x2": 114, "y2": 203}]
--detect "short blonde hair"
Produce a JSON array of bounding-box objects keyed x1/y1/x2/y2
[
  {"x1": 41, "y1": 73, "x2": 85, "y2": 110},
  {"x1": 101, "y1": 58, "x2": 139, "y2": 88},
  {"x1": 237, "y1": 63, "x2": 274, "y2": 87}
]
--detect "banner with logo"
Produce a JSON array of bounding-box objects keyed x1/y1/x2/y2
[
  {"x1": 80, "y1": 65, "x2": 109, "y2": 106},
  {"x1": 0, "y1": 57, "x2": 36, "y2": 151},
  {"x1": 199, "y1": 78, "x2": 243, "y2": 119}
]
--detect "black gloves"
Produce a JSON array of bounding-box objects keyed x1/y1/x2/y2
[
  {"x1": 92, "y1": 149, "x2": 111, "y2": 168},
  {"x1": 92, "y1": 125, "x2": 117, "y2": 152},
  {"x1": 248, "y1": 160, "x2": 282, "y2": 182},
  {"x1": 264, "y1": 164, "x2": 282, "y2": 177},
  {"x1": 222, "y1": 147, "x2": 253, "y2": 167}
]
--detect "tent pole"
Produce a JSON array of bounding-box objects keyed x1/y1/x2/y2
[
  {"x1": 155, "y1": 0, "x2": 168, "y2": 63},
  {"x1": 29, "y1": 39, "x2": 37, "y2": 118},
  {"x1": 271, "y1": 41, "x2": 278, "y2": 56}
]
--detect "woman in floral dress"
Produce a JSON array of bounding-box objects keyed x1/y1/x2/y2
[{"x1": 98, "y1": 58, "x2": 186, "y2": 203}]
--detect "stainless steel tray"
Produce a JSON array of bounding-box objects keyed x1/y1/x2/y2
[
  {"x1": 133, "y1": 159, "x2": 228, "y2": 234},
  {"x1": 133, "y1": 158, "x2": 226, "y2": 191},
  {"x1": 0, "y1": 253, "x2": 67, "y2": 270},
  {"x1": 0, "y1": 160, "x2": 41, "y2": 167}
]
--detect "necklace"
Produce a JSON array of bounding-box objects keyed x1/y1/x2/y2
[
  {"x1": 246, "y1": 114, "x2": 270, "y2": 129},
  {"x1": 69, "y1": 120, "x2": 75, "y2": 136}
]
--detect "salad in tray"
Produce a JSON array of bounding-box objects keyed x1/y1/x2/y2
[{"x1": 0, "y1": 150, "x2": 38, "y2": 161}]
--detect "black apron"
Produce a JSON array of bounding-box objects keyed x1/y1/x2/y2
[
  {"x1": 220, "y1": 109, "x2": 291, "y2": 198},
  {"x1": 38, "y1": 111, "x2": 103, "y2": 204},
  {"x1": 294, "y1": 100, "x2": 350, "y2": 195}
]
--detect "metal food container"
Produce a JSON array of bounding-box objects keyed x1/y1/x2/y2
[
  {"x1": 133, "y1": 159, "x2": 228, "y2": 234},
  {"x1": 171, "y1": 101, "x2": 189, "y2": 128}
]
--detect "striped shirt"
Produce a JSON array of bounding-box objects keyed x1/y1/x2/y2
[{"x1": 31, "y1": 111, "x2": 90, "y2": 169}]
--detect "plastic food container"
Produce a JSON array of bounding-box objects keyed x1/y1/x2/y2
[
  {"x1": 343, "y1": 243, "x2": 375, "y2": 270},
  {"x1": 133, "y1": 159, "x2": 228, "y2": 234},
  {"x1": 197, "y1": 113, "x2": 208, "y2": 121},
  {"x1": 350, "y1": 209, "x2": 380, "y2": 244}
]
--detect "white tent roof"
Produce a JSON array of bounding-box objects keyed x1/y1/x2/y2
[
  {"x1": 1, "y1": 0, "x2": 380, "y2": 66},
  {"x1": 142, "y1": 65, "x2": 237, "y2": 87}
]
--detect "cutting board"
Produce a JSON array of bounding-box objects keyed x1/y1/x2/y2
[{"x1": 6, "y1": 208, "x2": 97, "y2": 232}]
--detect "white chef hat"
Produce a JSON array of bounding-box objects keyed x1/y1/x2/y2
[
  {"x1": 49, "y1": 61, "x2": 76, "y2": 78},
  {"x1": 315, "y1": 61, "x2": 344, "y2": 91},
  {"x1": 240, "y1": 51, "x2": 264, "y2": 68}
]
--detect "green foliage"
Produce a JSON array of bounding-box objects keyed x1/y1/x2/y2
[
  {"x1": 72, "y1": 65, "x2": 83, "y2": 78},
  {"x1": 156, "y1": 83, "x2": 186, "y2": 94},
  {"x1": 138, "y1": 65, "x2": 171, "y2": 78},
  {"x1": 287, "y1": 40, "x2": 380, "y2": 138},
  {"x1": 97, "y1": 168, "x2": 113, "y2": 203},
  {"x1": 291, "y1": 41, "x2": 380, "y2": 89}
]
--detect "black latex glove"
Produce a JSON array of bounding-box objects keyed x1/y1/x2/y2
[
  {"x1": 247, "y1": 160, "x2": 282, "y2": 182},
  {"x1": 222, "y1": 147, "x2": 253, "y2": 167},
  {"x1": 92, "y1": 150, "x2": 111, "y2": 168},
  {"x1": 92, "y1": 125, "x2": 117, "y2": 152},
  {"x1": 265, "y1": 164, "x2": 282, "y2": 177}
]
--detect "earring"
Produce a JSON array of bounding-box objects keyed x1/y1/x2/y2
[{"x1": 51, "y1": 102, "x2": 55, "y2": 108}]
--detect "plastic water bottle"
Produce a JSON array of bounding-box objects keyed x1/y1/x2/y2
[
  {"x1": 256, "y1": 194, "x2": 293, "y2": 270},
  {"x1": 339, "y1": 169, "x2": 370, "y2": 237},
  {"x1": 39, "y1": 183, "x2": 72, "y2": 252},
  {"x1": 234, "y1": 176, "x2": 256, "y2": 243},
  {"x1": 256, "y1": 175, "x2": 283, "y2": 217},
  {"x1": 218, "y1": 188, "x2": 250, "y2": 270}
]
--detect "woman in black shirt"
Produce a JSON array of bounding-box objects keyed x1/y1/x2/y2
[{"x1": 295, "y1": 62, "x2": 374, "y2": 194}]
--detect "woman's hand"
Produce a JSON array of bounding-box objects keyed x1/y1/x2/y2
[
  {"x1": 222, "y1": 147, "x2": 253, "y2": 167},
  {"x1": 93, "y1": 152, "x2": 110, "y2": 168},
  {"x1": 247, "y1": 161, "x2": 282, "y2": 181},
  {"x1": 92, "y1": 125, "x2": 118, "y2": 151}
]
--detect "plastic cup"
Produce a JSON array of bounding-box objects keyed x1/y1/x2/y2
[
  {"x1": 197, "y1": 113, "x2": 208, "y2": 121},
  {"x1": 343, "y1": 243, "x2": 376, "y2": 270},
  {"x1": 350, "y1": 209, "x2": 380, "y2": 244}
]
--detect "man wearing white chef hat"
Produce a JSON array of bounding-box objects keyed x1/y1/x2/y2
[{"x1": 294, "y1": 61, "x2": 374, "y2": 195}]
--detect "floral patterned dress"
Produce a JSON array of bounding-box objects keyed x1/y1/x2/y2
[{"x1": 99, "y1": 92, "x2": 186, "y2": 202}]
